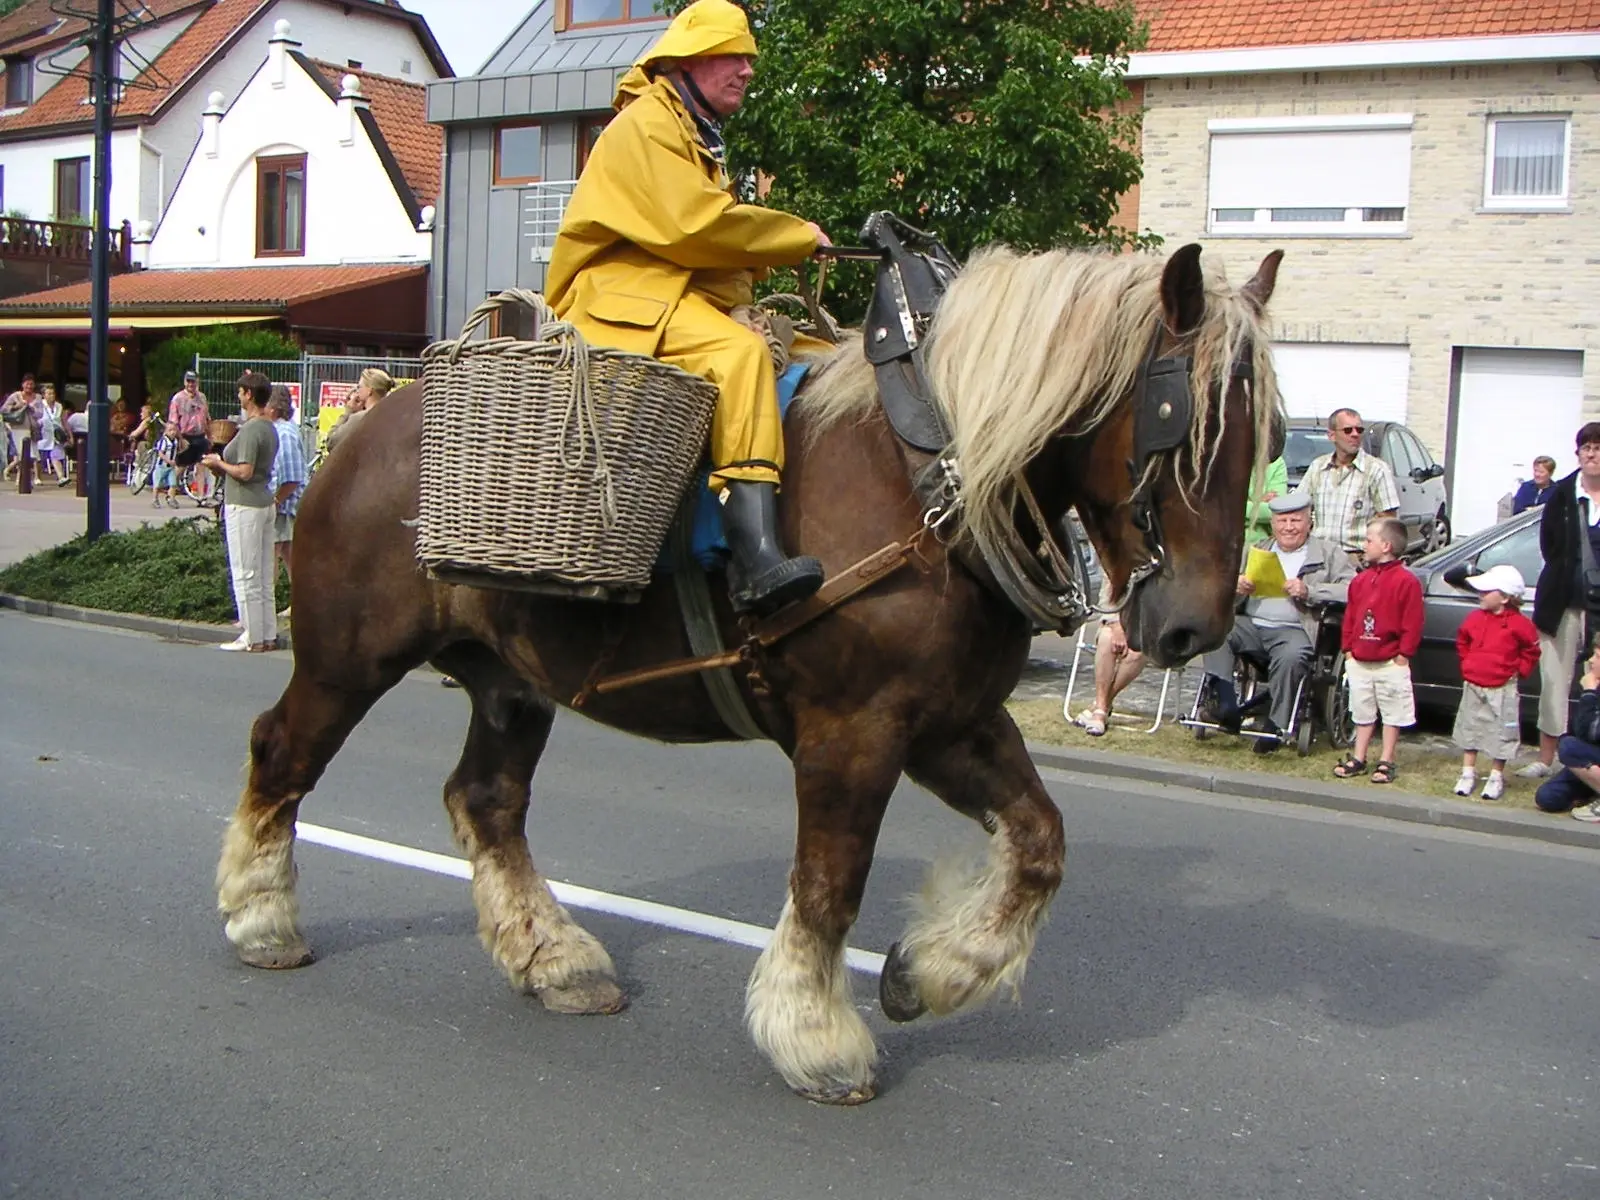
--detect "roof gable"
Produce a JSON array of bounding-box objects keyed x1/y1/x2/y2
[{"x1": 307, "y1": 57, "x2": 440, "y2": 211}]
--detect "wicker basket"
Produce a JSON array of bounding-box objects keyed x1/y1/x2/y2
[
  {"x1": 207, "y1": 417, "x2": 238, "y2": 448},
  {"x1": 416, "y1": 289, "x2": 719, "y2": 598}
]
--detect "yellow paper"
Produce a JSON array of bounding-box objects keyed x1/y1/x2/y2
[{"x1": 1245, "y1": 548, "x2": 1288, "y2": 598}]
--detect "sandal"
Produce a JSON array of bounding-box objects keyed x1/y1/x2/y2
[
  {"x1": 1332, "y1": 756, "x2": 1367, "y2": 779},
  {"x1": 1370, "y1": 760, "x2": 1397, "y2": 784},
  {"x1": 1075, "y1": 707, "x2": 1108, "y2": 737}
]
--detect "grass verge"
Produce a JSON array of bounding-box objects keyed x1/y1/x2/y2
[
  {"x1": 0, "y1": 518, "x2": 287, "y2": 625},
  {"x1": 1007, "y1": 697, "x2": 1545, "y2": 813}
]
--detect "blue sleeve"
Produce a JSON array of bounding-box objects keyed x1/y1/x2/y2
[{"x1": 1513, "y1": 481, "x2": 1534, "y2": 514}]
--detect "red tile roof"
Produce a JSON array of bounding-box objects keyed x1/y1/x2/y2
[
  {"x1": 0, "y1": 0, "x2": 449, "y2": 139},
  {"x1": 1142, "y1": 0, "x2": 1600, "y2": 52},
  {"x1": 0, "y1": 263, "x2": 425, "y2": 312},
  {"x1": 311, "y1": 60, "x2": 441, "y2": 207}
]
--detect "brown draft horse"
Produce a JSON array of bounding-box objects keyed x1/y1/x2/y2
[{"x1": 216, "y1": 243, "x2": 1284, "y2": 1104}]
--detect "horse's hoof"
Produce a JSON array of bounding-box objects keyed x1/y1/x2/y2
[
  {"x1": 237, "y1": 942, "x2": 314, "y2": 970},
  {"x1": 879, "y1": 941, "x2": 927, "y2": 1023},
  {"x1": 538, "y1": 975, "x2": 628, "y2": 1015},
  {"x1": 794, "y1": 1081, "x2": 877, "y2": 1106}
]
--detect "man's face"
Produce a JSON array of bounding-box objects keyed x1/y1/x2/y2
[
  {"x1": 1579, "y1": 441, "x2": 1600, "y2": 481},
  {"x1": 682, "y1": 54, "x2": 754, "y2": 118},
  {"x1": 184, "y1": 378, "x2": 197, "y2": 394},
  {"x1": 1271, "y1": 509, "x2": 1311, "y2": 549},
  {"x1": 1327, "y1": 411, "x2": 1364, "y2": 459}
]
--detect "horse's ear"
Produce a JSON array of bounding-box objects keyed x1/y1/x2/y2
[
  {"x1": 1159, "y1": 243, "x2": 1206, "y2": 335},
  {"x1": 1241, "y1": 249, "x2": 1285, "y2": 313}
]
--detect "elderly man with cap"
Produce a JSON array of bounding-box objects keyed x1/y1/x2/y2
[
  {"x1": 1197, "y1": 491, "x2": 1354, "y2": 753},
  {"x1": 546, "y1": 0, "x2": 830, "y2": 615},
  {"x1": 168, "y1": 368, "x2": 212, "y2": 498}
]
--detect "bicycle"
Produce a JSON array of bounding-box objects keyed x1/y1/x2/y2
[{"x1": 126, "y1": 442, "x2": 156, "y2": 494}]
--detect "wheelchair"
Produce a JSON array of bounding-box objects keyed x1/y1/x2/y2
[{"x1": 1179, "y1": 605, "x2": 1353, "y2": 756}]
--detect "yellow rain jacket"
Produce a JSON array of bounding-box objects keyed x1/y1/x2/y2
[{"x1": 544, "y1": 0, "x2": 818, "y2": 489}]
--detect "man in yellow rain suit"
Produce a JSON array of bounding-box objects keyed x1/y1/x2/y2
[{"x1": 545, "y1": 0, "x2": 830, "y2": 615}]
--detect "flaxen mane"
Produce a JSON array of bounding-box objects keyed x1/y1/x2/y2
[{"x1": 800, "y1": 245, "x2": 1281, "y2": 556}]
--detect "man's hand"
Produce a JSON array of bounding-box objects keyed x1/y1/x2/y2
[
  {"x1": 805, "y1": 221, "x2": 832, "y2": 249},
  {"x1": 1284, "y1": 577, "x2": 1308, "y2": 601},
  {"x1": 1236, "y1": 574, "x2": 1254, "y2": 596}
]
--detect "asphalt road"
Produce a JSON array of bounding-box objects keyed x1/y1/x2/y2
[{"x1": 3, "y1": 611, "x2": 1597, "y2": 1200}]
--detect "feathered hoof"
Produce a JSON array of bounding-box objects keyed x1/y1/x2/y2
[
  {"x1": 794, "y1": 1080, "x2": 877, "y2": 1106},
  {"x1": 879, "y1": 941, "x2": 927, "y2": 1023},
  {"x1": 538, "y1": 975, "x2": 628, "y2": 1015},
  {"x1": 237, "y1": 941, "x2": 314, "y2": 970}
]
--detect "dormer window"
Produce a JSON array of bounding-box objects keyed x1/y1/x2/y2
[
  {"x1": 556, "y1": 0, "x2": 659, "y2": 30},
  {"x1": 4, "y1": 56, "x2": 33, "y2": 107},
  {"x1": 257, "y1": 154, "x2": 306, "y2": 257}
]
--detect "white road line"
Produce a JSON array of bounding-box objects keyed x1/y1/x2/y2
[{"x1": 296, "y1": 821, "x2": 888, "y2": 976}]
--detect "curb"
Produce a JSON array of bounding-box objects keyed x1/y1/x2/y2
[
  {"x1": 6, "y1": 591, "x2": 1596, "y2": 852},
  {"x1": 1026, "y1": 741, "x2": 1600, "y2": 852}
]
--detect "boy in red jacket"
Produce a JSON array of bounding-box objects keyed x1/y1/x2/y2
[
  {"x1": 1334, "y1": 518, "x2": 1424, "y2": 784},
  {"x1": 1451, "y1": 564, "x2": 1540, "y2": 800}
]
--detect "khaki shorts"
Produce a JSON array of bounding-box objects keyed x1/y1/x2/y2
[
  {"x1": 274, "y1": 512, "x2": 295, "y2": 544},
  {"x1": 1344, "y1": 657, "x2": 1415, "y2": 728},
  {"x1": 1452, "y1": 680, "x2": 1522, "y2": 761}
]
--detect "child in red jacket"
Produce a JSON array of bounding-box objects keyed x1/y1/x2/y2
[
  {"x1": 1335, "y1": 517, "x2": 1424, "y2": 784},
  {"x1": 1451, "y1": 564, "x2": 1540, "y2": 800}
]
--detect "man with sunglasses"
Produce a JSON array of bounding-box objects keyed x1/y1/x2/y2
[{"x1": 1296, "y1": 408, "x2": 1400, "y2": 564}]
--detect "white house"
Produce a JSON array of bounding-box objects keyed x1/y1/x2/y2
[{"x1": 148, "y1": 20, "x2": 438, "y2": 269}]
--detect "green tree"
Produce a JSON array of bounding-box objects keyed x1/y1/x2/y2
[
  {"x1": 669, "y1": 0, "x2": 1150, "y2": 317},
  {"x1": 142, "y1": 325, "x2": 301, "y2": 409}
]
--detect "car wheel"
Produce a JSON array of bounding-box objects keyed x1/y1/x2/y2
[{"x1": 1422, "y1": 511, "x2": 1451, "y2": 554}]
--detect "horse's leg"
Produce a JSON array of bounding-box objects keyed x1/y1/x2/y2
[
  {"x1": 746, "y1": 719, "x2": 901, "y2": 1104},
  {"x1": 216, "y1": 669, "x2": 393, "y2": 968},
  {"x1": 439, "y1": 648, "x2": 624, "y2": 1016},
  {"x1": 886, "y1": 709, "x2": 1066, "y2": 1022}
]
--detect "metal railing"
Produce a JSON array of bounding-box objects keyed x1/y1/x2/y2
[
  {"x1": 521, "y1": 180, "x2": 576, "y2": 263},
  {"x1": 0, "y1": 217, "x2": 134, "y2": 271}
]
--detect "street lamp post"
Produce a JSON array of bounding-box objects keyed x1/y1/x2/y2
[{"x1": 84, "y1": 0, "x2": 116, "y2": 540}]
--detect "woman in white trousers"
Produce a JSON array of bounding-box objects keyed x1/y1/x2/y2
[{"x1": 203, "y1": 373, "x2": 281, "y2": 652}]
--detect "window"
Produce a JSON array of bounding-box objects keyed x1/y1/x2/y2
[
  {"x1": 54, "y1": 156, "x2": 90, "y2": 221},
  {"x1": 256, "y1": 155, "x2": 306, "y2": 257},
  {"x1": 494, "y1": 122, "x2": 542, "y2": 186},
  {"x1": 1206, "y1": 116, "x2": 1412, "y2": 235},
  {"x1": 1474, "y1": 521, "x2": 1542, "y2": 592},
  {"x1": 1485, "y1": 116, "x2": 1568, "y2": 209},
  {"x1": 557, "y1": 0, "x2": 659, "y2": 30},
  {"x1": 4, "y1": 56, "x2": 31, "y2": 107},
  {"x1": 578, "y1": 113, "x2": 610, "y2": 174}
]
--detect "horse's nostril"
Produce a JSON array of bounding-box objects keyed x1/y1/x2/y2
[{"x1": 1158, "y1": 628, "x2": 1202, "y2": 663}]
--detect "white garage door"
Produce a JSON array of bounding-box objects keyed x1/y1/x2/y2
[
  {"x1": 1271, "y1": 343, "x2": 1411, "y2": 423},
  {"x1": 1450, "y1": 347, "x2": 1584, "y2": 537}
]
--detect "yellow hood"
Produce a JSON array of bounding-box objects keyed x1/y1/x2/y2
[{"x1": 638, "y1": 0, "x2": 756, "y2": 68}]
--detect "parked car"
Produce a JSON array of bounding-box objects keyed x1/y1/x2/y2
[
  {"x1": 1282, "y1": 418, "x2": 1450, "y2": 557},
  {"x1": 1406, "y1": 507, "x2": 1569, "y2": 724}
]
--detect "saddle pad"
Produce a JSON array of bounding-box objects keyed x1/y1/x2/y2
[{"x1": 659, "y1": 361, "x2": 812, "y2": 573}]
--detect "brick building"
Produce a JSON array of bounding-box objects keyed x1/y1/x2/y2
[{"x1": 1127, "y1": 1, "x2": 1600, "y2": 535}]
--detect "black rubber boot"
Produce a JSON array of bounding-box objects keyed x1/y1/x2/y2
[{"x1": 721, "y1": 481, "x2": 824, "y2": 615}]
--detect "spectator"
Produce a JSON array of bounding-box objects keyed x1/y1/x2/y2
[
  {"x1": 323, "y1": 368, "x2": 394, "y2": 455},
  {"x1": 168, "y1": 370, "x2": 211, "y2": 501},
  {"x1": 1451, "y1": 564, "x2": 1540, "y2": 800},
  {"x1": 149, "y1": 420, "x2": 182, "y2": 508},
  {"x1": 126, "y1": 401, "x2": 159, "y2": 448},
  {"x1": 35, "y1": 381, "x2": 68, "y2": 487},
  {"x1": 1534, "y1": 640, "x2": 1600, "y2": 822},
  {"x1": 2, "y1": 374, "x2": 39, "y2": 480},
  {"x1": 108, "y1": 397, "x2": 135, "y2": 438},
  {"x1": 1333, "y1": 517, "x2": 1422, "y2": 784},
  {"x1": 1072, "y1": 582, "x2": 1147, "y2": 737},
  {"x1": 1295, "y1": 408, "x2": 1400, "y2": 562},
  {"x1": 265, "y1": 385, "x2": 307, "y2": 619},
  {"x1": 1243, "y1": 454, "x2": 1289, "y2": 546},
  {"x1": 1198, "y1": 492, "x2": 1352, "y2": 753},
  {"x1": 1512, "y1": 456, "x2": 1558, "y2": 514},
  {"x1": 202, "y1": 372, "x2": 280, "y2": 653},
  {"x1": 1518, "y1": 424, "x2": 1600, "y2": 779}
]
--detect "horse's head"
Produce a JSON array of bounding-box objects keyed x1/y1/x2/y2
[{"x1": 1066, "y1": 245, "x2": 1285, "y2": 666}]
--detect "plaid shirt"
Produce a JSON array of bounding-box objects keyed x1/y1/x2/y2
[
  {"x1": 1297, "y1": 449, "x2": 1401, "y2": 552},
  {"x1": 267, "y1": 418, "x2": 307, "y2": 518}
]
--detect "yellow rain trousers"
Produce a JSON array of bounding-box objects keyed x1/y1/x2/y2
[{"x1": 545, "y1": 62, "x2": 818, "y2": 490}]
